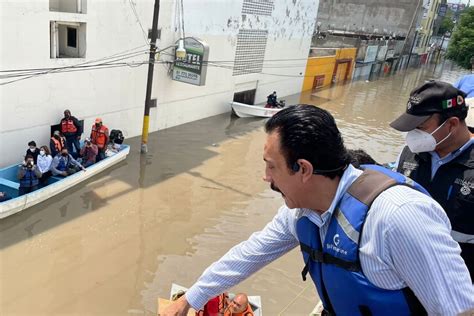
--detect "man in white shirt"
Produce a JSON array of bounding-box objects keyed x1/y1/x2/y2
[{"x1": 164, "y1": 105, "x2": 474, "y2": 316}]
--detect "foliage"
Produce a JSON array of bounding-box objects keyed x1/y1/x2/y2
[
  {"x1": 437, "y1": 10, "x2": 454, "y2": 36},
  {"x1": 447, "y1": 7, "x2": 474, "y2": 69}
]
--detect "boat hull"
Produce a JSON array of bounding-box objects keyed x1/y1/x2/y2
[
  {"x1": 231, "y1": 101, "x2": 281, "y2": 118},
  {"x1": 0, "y1": 145, "x2": 130, "y2": 219}
]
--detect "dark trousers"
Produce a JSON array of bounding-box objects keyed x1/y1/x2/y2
[
  {"x1": 96, "y1": 149, "x2": 106, "y2": 162},
  {"x1": 65, "y1": 136, "x2": 81, "y2": 157},
  {"x1": 39, "y1": 171, "x2": 52, "y2": 187},
  {"x1": 18, "y1": 185, "x2": 38, "y2": 196}
]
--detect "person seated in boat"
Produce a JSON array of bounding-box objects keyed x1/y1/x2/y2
[
  {"x1": 195, "y1": 292, "x2": 228, "y2": 316},
  {"x1": 80, "y1": 138, "x2": 98, "y2": 167},
  {"x1": 0, "y1": 191, "x2": 12, "y2": 202},
  {"x1": 224, "y1": 293, "x2": 253, "y2": 316},
  {"x1": 90, "y1": 118, "x2": 109, "y2": 162},
  {"x1": 26, "y1": 141, "x2": 40, "y2": 164},
  {"x1": 266, "y1": 91, "x2": 278, "y2": 108},
  {"x1": 51, "y1": 148, "x2": 85, "y2": 177},
  {"x1": 17, "y1": 154, "x2": 42, "y2": 196},
  {"x1": 37, "y1": 146, "x2": 53, "y2": 187},
  {"x1": 50, "y1": 130, "x2": 66, "y2": 158}
]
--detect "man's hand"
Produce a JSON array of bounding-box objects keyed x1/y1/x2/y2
[
  {"x1": 62, "y1": 171, "x2": 68, "y2": 177},
  {"x1": 82, "y1": 166, "x2": 86, "y2": 172},
  {"x1": 77, "y1": 136, "x2": 81, "y2": 140},
  {"x1": 161, "y1": 295, "x2": 191, "y2": 316}
]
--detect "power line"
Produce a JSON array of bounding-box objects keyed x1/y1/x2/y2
[{"x1": 128, "y1": 0, "x2": 150, "y2": 45}]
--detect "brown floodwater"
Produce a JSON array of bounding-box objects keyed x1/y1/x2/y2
[{"x1": 0, "y1": 62, "x2": 470, "y2": 316}]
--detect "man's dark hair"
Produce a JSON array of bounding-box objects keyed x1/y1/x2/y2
[
  {"x1": 28, "y1": 141, "x2": 36, "y2": 147},
  {"x1": 265, "y1": 104, "x2": 351, "y2": 179},
  {"x1": 348, "y1": 149, "x2": 377, "y2": 167},
  {"x1": 25, "y1": 154, "x2": 34, "y2": 160}
]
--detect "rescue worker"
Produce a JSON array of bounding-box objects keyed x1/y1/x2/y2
[
  {"x1": 224, "y1": 294, "x2": 253, "y2": 316},
  {"x1": 195, "y1": 293, "x2": 228, "y2": 316},
  {"x1": 163, "y1": 105, "x2": 474, "y2": 316},
  {"x1": 50, "y1": 130, "x2": 66, "y2": 158},
  {"x1": 266, "y1": 91, "x2": 278, "y2": 108},
  {"x1": 90, "y1": 118, "x2": 109, "y2": 162},
  {"x1": 391, "y1": 80, "x2": 474, "y2": 278},
  {"x1": 17, "y1": 154, "x2": 42, "y2": 196},
  {"x1": 60, "y1": 109, "x2": 82, "y2": 156},
  {"x1": 51, "y1": 148, "x2": 85, "y2": 177}
]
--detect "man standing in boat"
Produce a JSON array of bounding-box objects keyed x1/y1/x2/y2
[
  {"x1": 391, "y1": 81, "x2": 474, "y2": 279},
  {"x1": 266, "y1": 91, "x2": 278, "y2": 108},
  {"x1": 163, "y1": 105, "x2": 474, "y2": 315},
  {"x1": 60, "y1": 109, "x2": 83, "y2": 157}
]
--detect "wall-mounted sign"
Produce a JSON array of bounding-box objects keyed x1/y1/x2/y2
[
  {"x1": 172, "y1": 37, "x2": 209, "y2": 86},
  {"x1": 364, "y1": 45, "x2": 378, "y2": 63}
]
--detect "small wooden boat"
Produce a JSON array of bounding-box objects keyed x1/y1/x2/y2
[
  {"x1": 231, "y1": 101, "x2": 282, "y2": 118},
  {"x1": 0, "y1": 144, "x2": 130, "y2": 219},
  {"x1": 158, "y1": 283, "x2": 262, "y2": 315}
]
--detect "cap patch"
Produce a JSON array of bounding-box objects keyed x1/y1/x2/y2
[{"x1": 442, "y1": 97, "x2": 457, "y2": 109}]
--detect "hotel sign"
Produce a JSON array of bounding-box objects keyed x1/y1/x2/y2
[{"x1": 172, "y1": 37, "x2": 209, "y2": 86}]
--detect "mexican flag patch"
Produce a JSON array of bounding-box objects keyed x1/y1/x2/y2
[{"x1": 442, "y1": 97, "x2": 457, "y2": 109}]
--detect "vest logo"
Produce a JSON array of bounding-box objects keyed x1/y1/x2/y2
[
  {"x1": 326, "y1": 234, "x2": 347, "y2": 256},
  {"x1": 333, "y1": 234, "x2": 340, "y2": 246},
  {"x1": 455, "y1": 178, "x2": 473, "y2": 196},
  {"x1": 402, "y1": 161, "x2": 418, "y2": 177}
]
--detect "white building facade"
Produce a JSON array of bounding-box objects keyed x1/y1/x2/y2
[{"x1": 0, "y1": 0, "x2": 318, "y2": 167}]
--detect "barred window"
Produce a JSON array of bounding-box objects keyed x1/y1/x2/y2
[
  {"x1": 233, "y1": 29, "x2": 268, "y2": 76},
  {"x1": 242, "y1": 0, "x2": 274, "y2": 16}
]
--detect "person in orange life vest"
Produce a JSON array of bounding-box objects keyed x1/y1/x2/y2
[
  {"x1": 195, "y1": 293, "x2": 228, "y2": 316},
  {"x1": 60, "y1": 109, "x2": 82, "y2": 156},
  {"x1": 50, "y1": 130, "x2": 66, "y2": 158},
  {"x1": 90, "y1": 118, "x2": 109, "y2": 162},
  {"x1": 80, "y1": 138, "x2": 98, "y2": 167},
  {"x1": 224, "y1": 294, "x2": 253, "y2": 316}
]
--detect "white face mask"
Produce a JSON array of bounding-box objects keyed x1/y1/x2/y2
[
  {"x1": 406, "y1": 120, "x2": 451, "y2": 153},
  {"x1": 40, "y1": 150, "x2": 45, "y2": 156}
]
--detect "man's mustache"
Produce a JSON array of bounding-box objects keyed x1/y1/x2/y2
[{"x1": 270, "y1": 182, "x2": 282, "y2": 193}]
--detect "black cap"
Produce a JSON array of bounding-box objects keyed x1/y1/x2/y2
[{"x1": 390, "y1": 80, "x2": 467, "y2": 132}]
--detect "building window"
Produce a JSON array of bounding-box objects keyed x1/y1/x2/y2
[
  {"x1": 50, "y1": 21, "x2": 86, "y2": 58},
  {"x1": 242, "y1": 0, "x2": 275, "y2": 16},
  {"x1": 312, "y1": 75, "x2": 325, "y2": 90},
  {"x1": 233, "y1": 29, "x2": 268, "y2": 76},
  {"x1": 49, "y1": 0, "x2": 87, "y2": 14},
  {"x1": 233, "y1": 89, "x2": 256, "y2": 105},
  {"x1": 67, "y1": 27, "x2": 77, "y2": 47}
]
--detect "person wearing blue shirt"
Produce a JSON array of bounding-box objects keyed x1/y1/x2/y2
[
  {"x1": 391, "y1": 80, "x2": 474, "y2": 280},
  {"x1": 164, "y1": 105, "x2": 474, "y2": 316}
]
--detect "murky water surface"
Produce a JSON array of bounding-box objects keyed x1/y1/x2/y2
[{"x1": 0, "y1": 62, "x2": 469, "y2": 315}]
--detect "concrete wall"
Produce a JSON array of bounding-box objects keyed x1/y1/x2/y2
[
  {"x1": 317, "y1": 0, "x2": 422, "y2": 37},
  {"x1": 0, "y1": 0, "x2": 318, "y2": 167}
]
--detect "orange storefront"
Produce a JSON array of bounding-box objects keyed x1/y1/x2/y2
[{"x1": 301, "y1": 48, "x2": 357, "y2": 92}]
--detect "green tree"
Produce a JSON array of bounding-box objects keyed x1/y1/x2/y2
[
  {"x1": 437, "y1": 10, "x2": 454, "y2": 36},
  {"x1": 447, "y1": 7, "x2": 474, "y2": 69}
]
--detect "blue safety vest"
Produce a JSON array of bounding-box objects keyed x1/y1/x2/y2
[
  {"x1": 296, "y1": 165, "x2": 428, "y2": 316},
  {"x1": 20, "y1": 168, "x2": 39, "y2": 188}
]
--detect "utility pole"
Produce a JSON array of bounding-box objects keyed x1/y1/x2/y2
[
  {"x1": 141, "y1": 0, "x2": 160, "y2": 154},
  {"x1": 407, "y1": 29, "x2": 419, "y2": 69}
]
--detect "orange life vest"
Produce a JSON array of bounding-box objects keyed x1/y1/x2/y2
[
  {"x1": 51, "y1": 136, "x2": 65, "y2": 153},
  {"x1": 91, "y1": 125, "x2": 109, "y2": 149},
  {"x1": 61, "y1": 119, "x2": 78, "y2": 133},
  {"x1": 224, "y1": 304, "x2": 253, "y2": 316},
  {"x1": 196, "y1": 293, "x2": 228, "y2": 316}
]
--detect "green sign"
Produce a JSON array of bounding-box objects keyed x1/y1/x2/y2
[{"x1": 172, "y1": 37, "x2": 209, "y2": 86}]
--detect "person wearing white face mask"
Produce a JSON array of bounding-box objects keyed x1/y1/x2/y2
[
  {"x1": 391, "y1": 80, "x2": 474, "y2": 279},
  {"x1": 37, "y1": 146, "x2": 53, "y2": 187},
  {"x1": 25, "y1": 140, "x2": 39, "y2": 164}
]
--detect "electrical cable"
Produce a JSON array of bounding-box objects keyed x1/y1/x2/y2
[{"x1": 128, "y1": 0, "x2": 150, "y2": 45}]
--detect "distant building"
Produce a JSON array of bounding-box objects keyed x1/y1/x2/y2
[{"x1": 0, "y1": 0, "x2": 319, "y2": 167}]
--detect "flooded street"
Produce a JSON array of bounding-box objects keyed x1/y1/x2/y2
[{"x1": 0, "y1": 62, "x2": 470, "y2": 316}]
